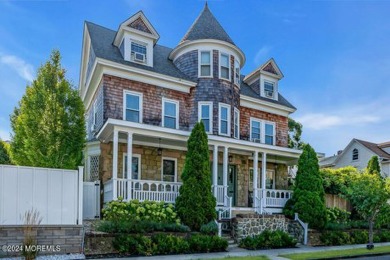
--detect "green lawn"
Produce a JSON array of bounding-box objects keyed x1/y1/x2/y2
[{"x1": 280, "y1": 245, "x2": 390, "y2": 260}]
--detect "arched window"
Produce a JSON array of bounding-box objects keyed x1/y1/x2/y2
[{"x1": 352, "y1": 148, "x2": 359, "y2": 161}]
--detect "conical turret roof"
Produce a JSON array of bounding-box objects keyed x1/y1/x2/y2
[{"x1": 180, "y1": 3, "x2": 235, "y2": 45}]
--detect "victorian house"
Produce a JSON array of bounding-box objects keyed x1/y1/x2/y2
[{"x1": 79, "y1": 4, "x2": 301, "y2": 218}]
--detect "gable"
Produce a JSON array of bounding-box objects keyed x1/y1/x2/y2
[
  {"x1": 262, "y1": 62, "x2": 279, "y2": 76},
  {"x1": 334, "y1": 140, "x2": 376, "y2": 169},
  {"x1": 128, "y1": 17, "x2": 152, "y2": 34}
]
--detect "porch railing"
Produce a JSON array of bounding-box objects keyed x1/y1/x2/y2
[
  {"x1": 264, "y1": 189, "x2": 293, "y2": 208},
  {"x1": 213, "y1": 185, "x2": 227, "y2": 206},
  {"x1": 103, "y1": 178, "x2": 182, "y2": 203}
]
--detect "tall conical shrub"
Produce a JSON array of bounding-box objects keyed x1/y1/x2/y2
[
  {"x1": 283, "y1": 144, "x2": 327, "y2": 229},
  {"x1": 175, "y1": 122, "x2": 216, "y2": 231}
]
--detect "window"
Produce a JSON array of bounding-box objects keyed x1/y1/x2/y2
[
  {"x1": 124, "y1": 91, "x2": 143, "y2": 123},
  {"x1": 266, "y1": 170, "x2": 275, "y2": 189},
  {"x1": 198, "y1": 102, "x2": 213, "y2": 133},
  {"x1": 199, "y1": 51, "x2": 211, "y2": 77},
  {"x1": 162, "y1": 158, "x2": 177, "y2": 182},
  {"x1": 93, "y1": 99, "x2": 98, "y2": 127},
  {"x1": 234, "y1": 60, "x2": 240, "y2": 85},
  {"x1": 218, "y1": 103, "x2": 230, "y2": 136},
  {"x1": 234, "y1": 108, "x2": 240, "y2": 139},
  {"x1": 249, "y1": 168, "x2": 261, "y2": 191},
  {"x1": 220, "y1": 53, "x2": 230, "y2": 80},
  {"x1": 123, "y1": 154, "x2": 141, "y2": 180},
  {"x1": 352, "y1": 148, "x2": 359, "y2": 161},
  {"x1": 162, "y1": 98, "x2": 179, "y2": 129},
  {"x1": 264, "y1": 81, "x2": 274, "y2": 98},
  {"x1": 250, "y1": 119, "x2": 261, "y2": 142},
  {"x1": 265, "y1": 123, "x2": 275, "y2": 145},
  {"x1": 131, "y1": 41, "x2": 147, "y2": 63}
]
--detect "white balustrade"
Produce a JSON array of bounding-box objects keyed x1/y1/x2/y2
[
  {"x1": 214, "y1": 185, "x2": 226, "y2": 206},
  {"x1": 264, "y1": 189, "x2": 293, "y2": 208}
]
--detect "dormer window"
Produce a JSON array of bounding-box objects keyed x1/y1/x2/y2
[
  {"x1": 131, "y1": 41, "x2": 147, "y2": 63},
  {"x1": 264, "y1": 81, "x2": 274, "y2": 98},
  {"x1": 199, "y1": 51, "x2": 212, "y2": 77},
  {"x1": 220, "y1": 53, "x2": 230, "y2": 80}
]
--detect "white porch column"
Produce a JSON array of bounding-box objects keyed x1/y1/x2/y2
[
  {"x1": 261, "y1": 152, "x2": 267, "y2": 213},
  {"x1": 253, "y1": 151, "x2": 259, "y2": 208},
  {"x1": 127, "y1": 132, "x2": 133, "y2": 201},
  {"x1": 213, "y1": 145, "x2": 219, "y2": 198},
  {"x1": 223, "y1": 146, "x2": 228, "y2": 199},
  {"x1": 112, "y1": 128, "x2": 119, "y2": 200}
]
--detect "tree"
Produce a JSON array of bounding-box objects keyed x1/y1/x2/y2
[
  {"x1": 10, "y1": 50, "x2": 85, "y2": 169},
  {"x1": 283, "y1": 144, "x2": 327, "y2": 229},
  {"x1": 0, "y1": 139, "x2": 12, "y2": 164},
  {"x1": 288, "y1": 118, "x2": 304, "y2": 149},
  {"x1": 175, "y1": 121, "x2": 216, "y2": 231},
  {"x1": 344, "y1": 173, "x2": 390, "y2": 249},
  {"x1": 367, "y1": 155, "x2": 381, "y2": 176}
]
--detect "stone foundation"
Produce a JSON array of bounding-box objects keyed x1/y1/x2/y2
[
  {"x1": 0, "y1": 225, "x2": 83, "y2": 257},
  {"x1": 231, "y1": 214, "x2": 304, "y2": 243}
]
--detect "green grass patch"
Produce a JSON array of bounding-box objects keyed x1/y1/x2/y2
[{"x1": 281, "y1": 245, "x2": 390, "y2": 260}]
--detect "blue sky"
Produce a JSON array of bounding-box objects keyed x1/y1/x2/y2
[{"x1": 0, "y1": 0, "x2": 389, "y2": 156}]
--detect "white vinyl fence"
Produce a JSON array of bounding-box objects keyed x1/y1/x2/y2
[
  {"x1": 0, "y1": 165, "x2": 83, "y2": 225},
  {"x1": 83, "y1": 181, "x2": 100, "y2": 219}
]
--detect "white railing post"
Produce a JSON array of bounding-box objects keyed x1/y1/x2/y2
[
  {"x1": 213, "y1": 145, "x2": 219, "y2": 199},
  {"x1": 78, "y1": 166, "x2": 84, "y2": 225},
  {"x1": 112, "y1": 128, "x2": 118, "y2": 200},
  {"x1": 261, "y1": 152, "x2": 267, "y2": 213},
  {"x1": 295, "y1": 213, "x2": 309, "y2": 245},
  {"x1": 253, "y1": 150, "x2": 259, "y2": 209},
  {"x1": 223, "y1": 146, "x2": 228, "y2": 200},
  {"x1": 127, "y1": 132, "x2": 133, "y2": 201}
]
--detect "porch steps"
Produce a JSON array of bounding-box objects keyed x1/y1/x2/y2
[
  {"x1": 222, "y1": 233, "x2": 236, "y2": 246},
  {"x1": 231, "y1": 209, "x2": 255, "y2": 218}
]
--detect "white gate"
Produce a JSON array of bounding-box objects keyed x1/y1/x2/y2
[{"x1": 83, "y1": 181, "x2": 100, "y2": 219}]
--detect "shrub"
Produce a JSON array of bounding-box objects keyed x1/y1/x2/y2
[
  {"x1": 320, "y1": 167, "x2": 360, "y2": 195},
  {"x1": 351, "y1": 230, "x2": 368, "y2": 244},
  {"x1": 326, "y1": 207, "x2": 351, "y2": 224},
  {"x1": 175, "y1": 122, "x2": 216, "y2": 231},
  {"x1": 102, "y1": 199, "x2": 180, "y2": 224},
  {"x1": 113, "y1": 234, "x2": 227, "y2": 255},
  {"x1": 320, "y1": 231, "x2": 351, "y2": 246},
  {"x1": 284, "y1": 144, "x2": 327, "y2": 229},
  {"x1": 239, "y1": 230, "x2": 297, "y2": 250},
  {"x1": 376, "y1": 231, "x2": 390, "y2": 242},
  {"x1": 200, "y1": 221, "x2": 218, "y2": 235},
  {"x1": 97, "y1": 220, "x2": 190, "y2": 234}
]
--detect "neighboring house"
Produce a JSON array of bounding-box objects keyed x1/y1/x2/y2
[
  {"x1": 319, "y1": 139, "x2": 390, "y2": 177},
  {"x1": 79, "y1": 4, "x2": 301, "y2": 217}
]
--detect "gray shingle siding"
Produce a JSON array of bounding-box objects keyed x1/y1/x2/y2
[{"x1": 173, "y1": 50, "x2": 198, "y2": 81}]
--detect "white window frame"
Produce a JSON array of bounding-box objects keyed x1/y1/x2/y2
[
  {"x1": 161, "y1": 157, "x2": 177, "y2": 183},
  {"x1": 198, "y1": 101, "x2": 213, "y2": 134},
  {"x1": 218, "y1": 103, "x2": 231, "y2": 136},
  {"x1": 123, "y1": 153, "x2": 142, "y2": 180},
  {"x1": 198, "y1": 50, "x2": 213, "y2": 78},
  {"x1": 264, "y1": 122, "x2": 276, "y2": 145},
  {"x1": 123, "y1": 90, "x2": 143, "y2": 123},
  {"x1": 260, "y1": 75, "x2": 278, "y2": 100},
  {"x1": 130, "y1": 40, "x2": 147, "y2": 64},
  {"x1": 250, "y1": 118, "x2": 276, "y2": 145},
  {"x1": 219, "y1": 53, "x2": 230, "y2": 81},
  {"x1": 93, "y1": 99, "x2": 98, "y2": 126},
  {"x1": 233, "y1": 108, "x2": 240, "y2": 139},
  {"x1": 234, "y1": 59, "x2": 240, "y2": 85},
  {"x1": 266, "y1": 169, "x2": 276, "y2": 189},
  {"x1": 249, "y1": 167, "x2": 261, "y2": 191},
  {"x1": 162, "y1": 98, "x2": 179, "y2": 129},
  {"x1": 250, "y1": 118, "x2": 262, "y2": 142}
]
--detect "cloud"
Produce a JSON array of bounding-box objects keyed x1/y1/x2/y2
[
  {"x1": 0, "y1": 54, "x2": 34, "y2": 82},
  {"x1": 0, "y1": 128, "x2": 11, "y2": 141},
  {"x1": 296, "y1": 113, "x2": 380, "y2": 130},
  {"x1": 254, "y1": 46, "x2": 272, "y2": 65}
]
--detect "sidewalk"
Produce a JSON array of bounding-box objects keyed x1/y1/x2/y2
[{"x1": 92, "y1": 242, "x2": 390, "y2": 260}]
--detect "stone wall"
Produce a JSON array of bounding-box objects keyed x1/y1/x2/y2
[
  {"x1": 231, "y1": 214, "x2": 304, "y2": 244},
  {"x1": 0, "y1": 225, "x2": 83, "y2": 257}
]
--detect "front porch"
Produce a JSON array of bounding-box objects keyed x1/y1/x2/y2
[{"x1": 96, "y1": 120, "x2": 300, "y2": 219}]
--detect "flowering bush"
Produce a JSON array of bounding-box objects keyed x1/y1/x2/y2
[{"x1": 102, "y1": 198, "x2": 180, "y2": 224}]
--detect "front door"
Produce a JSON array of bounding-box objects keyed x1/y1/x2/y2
[{"x1": 227, "y1": 165, "x2": 237, "y2": 206}]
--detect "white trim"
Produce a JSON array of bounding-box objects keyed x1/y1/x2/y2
[
  {"x1": 219, "y1": 52, "x2": 231, "y2": 81},
  {"x1": 169, "y1": 39, "x2": 246, "y2": 66},
  {"x1": 198, "y1": 50, "x2": 213, "y2": 78},
  {"x1": 162, "y1": 98, "x2": 179, "y2": 130},
  {"x1": 250, "y1": 118, "x2": 276, "y2": 145},
  {"x1": 218, "y1": 103, "x2": 231, "y2": 136},
  {"x1": 250, "y1": 118, "x2": 262, "y2": 142},
  {"x1": 233, "y1": 107, "x2": 240, "y2": 139},
  {"x1": 93, "y1": 99, "x2": 98, "y2": 126},
  {"x1": 266, "y1": 169, "x2": 276, "y2": 189},
  {"x1": 240, "y1": 94, "x2": 295, "y2": 117},
  {"x1": 260, "y1": 75, "x2": 279, "y2": 101},
  {"x1": 198, "y1": 101, "x2": 213, "y2": 134},
  {"x1": 243, "y1": 58, "x2": 284, "y2": 83},
  {"x1": 123, "y1": 90, "x2": 143, "y2": 123},
  {"x1": 123, "y1": 153, "x2": 142, "y2": 179},
  {"x1": 129, "y1": 40, "x2": 148, "y2": 65},
  {"x1": 234, "y1": 59, "x2": 240, "y2": 86},
  {"x1": 161, "y1": 157, "x2": 178, "y2": 182}
]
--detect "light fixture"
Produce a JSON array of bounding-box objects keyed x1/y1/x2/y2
[
  {"x1": 157, "y1": 138, "x2": 162, "y2": 156},
  {"x1": 229, "y1": 155, "x2": 233, "y2": 163}
]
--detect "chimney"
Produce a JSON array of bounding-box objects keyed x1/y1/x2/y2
[{"x1": 337, "y1": 150, "x2": 343, "y2": 155}]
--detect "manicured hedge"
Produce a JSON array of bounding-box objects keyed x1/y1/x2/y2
[
  {"x1": 239, "y1": 230, "x2": 297, "y2": 250},
  {"x1": 97, "y1": 220, "x2": 190, "y2": 234},
  {"x1": 113, "y1": 234, "x2": 228, "y2": 256},
  {"x1": 320, "y1": 230, "x2": 390, "y2": 246}
]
